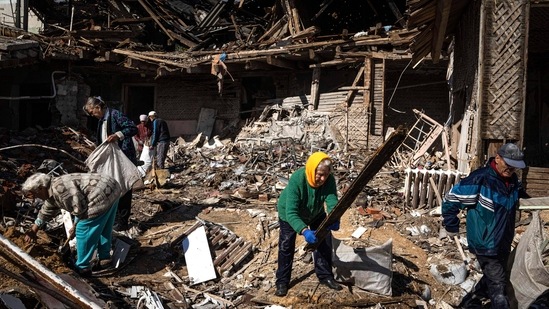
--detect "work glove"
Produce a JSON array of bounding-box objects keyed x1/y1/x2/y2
[
  {"x1": 302, "y1": 229, "x2": 317, "y2": 244},
  {"x1": 438, "y1": 225, "x2": 458, "y2": 239},
  {"x1": 327, "y1": 221, "x2": 340, "y2": 231}
]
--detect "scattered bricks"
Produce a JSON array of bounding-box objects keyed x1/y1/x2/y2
[{"x1": 258, "y1": 194, "x2": 269, "y2": 202}]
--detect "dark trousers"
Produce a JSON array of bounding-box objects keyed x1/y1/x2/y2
[
  {"x1": 463, "y1": 253, "x2": 510, "y2": 308},
  {"x1": 156, "y1": 141, "x2": 169, "y2": 169},
  {"x1": 116, "y1": 189, "x2": 132, "y2": 226},
  {"x1": 275, "y1": 215, "x2": 334, "y2": 286}
]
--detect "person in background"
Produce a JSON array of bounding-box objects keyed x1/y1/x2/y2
[
  {"x1": 23, "y1": 173, "x2": 122, "y2": 277},
  {"x1": 148, "y1": 111, "x2": 171, "y2": 169},
  {"x1": 442, "y1": 143, "x2": 529, "y2": 309},
  {"x1": 83, "y1": 96, "x2": 137, "y2": 231},
  {"x1": 134, "y1": 114, "x2": 152, "y2": 159},
  {"x1": 274, "y1": 151, "x2": 343, "y2": 297}
]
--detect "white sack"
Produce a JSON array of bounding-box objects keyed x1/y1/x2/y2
[
  {"x1": 332, "y1": 237, "x2": 393, "y2": 296},
  {"x1": 85, "y1": 142, "x2": 144, "y2": 195},
  {"x1": 509, "y1": 211, "x2": 549, "y2": 309},
  {"x1": 137, "y1": 146, "x2": 153, "y2": 177}
]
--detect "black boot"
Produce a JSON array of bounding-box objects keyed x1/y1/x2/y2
[{"x1": 275, "y1": 284, "x2": 288, "y2": 296}]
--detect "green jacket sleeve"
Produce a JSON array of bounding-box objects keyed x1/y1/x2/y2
[
  {"x1": 284, "y1": 171, "x2": 309, "y2": 234},
  {"x1": 324, "y1": 175, "x2": 338, "y2": 214}
]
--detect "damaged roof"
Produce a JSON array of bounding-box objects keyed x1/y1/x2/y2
[{"x1": 0, "y1": 0, "x2": 419, "y2": 73}]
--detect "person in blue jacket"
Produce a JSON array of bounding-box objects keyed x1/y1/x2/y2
[
  {"x1": 274, "y1": 151, "x2": 342, "y2": 297},
  {"x1": 148, "y1": 111, "x2": 171, "y2": 169},
  {"x1": 84, "y1": 96, "x2": 137, "y2": 231},
  {"x1": 442, "y1": 143, "x2": 529, "y2": 309}
]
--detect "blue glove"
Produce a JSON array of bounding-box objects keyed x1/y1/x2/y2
[
  {"x1": 303, "y1": 229, "x2": 317, "y2": 244},
  {"x1": 328, "y1": 221, "x2": 340, "y2": 231}
]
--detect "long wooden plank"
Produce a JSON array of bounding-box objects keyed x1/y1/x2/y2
[
  {"x1": 304, "y1": 126, "x2": 406, "y2": 251},
  {"x1": 527, "y1": 167, "x2": 549, "y2": 173},
  {"x1": 524, "y1": 183, "x2": 549, "y2": 189}
]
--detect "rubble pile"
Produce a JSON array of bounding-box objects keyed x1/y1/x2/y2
[{"x1": 0, "y1": 121, "x2": 548, "y2": 308}]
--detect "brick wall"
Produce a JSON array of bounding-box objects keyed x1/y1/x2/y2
[{"x1": 155, "y1": 75, "x2": 241, "y2": 137}]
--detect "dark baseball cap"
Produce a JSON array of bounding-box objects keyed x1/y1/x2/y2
[{"x1": 497, "y1": 143, "x2": 526, "y2": 169}]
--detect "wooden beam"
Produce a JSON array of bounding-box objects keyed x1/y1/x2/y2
[
  {"x1": 137, "y1": 0, "x2": 174, "y2": 41},
  {"x1": 244, "y1": 60, "x2": 273, "y2": 70},
  {"x1": 257, "y1": 16, "x2": 287, "y2": 43},
  {"x1": 266, "y1": 55, "x2": 296, "y2": 69},
  {"x1": 185, "y1": 65, "x2": 211, "y2": 74},
  {"x1": 0, "y1": 234, "x2": 104, "y2": 308},
  {"x1": 113, "y1": 48, "x2": 190, "y2": 68},
  {"x1": 343, "y1": 65, "x2": 365, "y2": 107},
  {"x1": 311, "y1": 67, "x2": 321, "y2": 110},
  {"x1": 387, "y1": 0, "x2": 406, "y2": 28},
  {"x1": 304, "y1": 127, "x2": 407, "y2": 251},
  {"x1": 431, "y1": 0, "x2": 451, "y2": 63},
  {"x1": 364, "y1": 57, "x2": 372, "y2": 107}
]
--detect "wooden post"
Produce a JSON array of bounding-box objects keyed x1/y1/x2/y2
[
  {"x1": 311, "y1": 67, "x2": 321, "y2": 110},
  {"x1": 364, "y1": 57, "x2": 372, "y2": 148}
]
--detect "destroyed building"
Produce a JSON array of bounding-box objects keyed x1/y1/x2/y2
[
  {"x1": 0, "y1": 0, "x2": 549, "y2": 308},
  {"x1": 1, "y1": 0, "x2": 450, "y2": 150}
]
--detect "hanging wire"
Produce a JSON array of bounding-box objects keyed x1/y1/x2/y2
[{"x1": 386, "y1": 58, "x2": 414, "y2": 114}]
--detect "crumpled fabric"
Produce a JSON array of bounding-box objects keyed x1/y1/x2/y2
[
  {"x1": 508, "y1": 211, "x2": 549, "y2": 309},
  {"x1": 85, "y1": 142, "x2": 144, "y2": 195}
]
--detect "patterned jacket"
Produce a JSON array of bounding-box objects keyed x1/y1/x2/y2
[
  {"x1": 277, "y1": 167, "x2": 338, "y2": 233},
  {"x1": 96, "y1": 108, "x2": 138, "y2": 164},
  {"x1": 442, "y1": 158, "x2": 526, "y2": 256},
  {"x1": 35, "y1": 173, "x2": 122, "y2": 227}
]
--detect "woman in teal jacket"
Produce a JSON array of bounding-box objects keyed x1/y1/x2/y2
[{"x1": 274, "y1": 151, "x2": 342, "y2": 297}]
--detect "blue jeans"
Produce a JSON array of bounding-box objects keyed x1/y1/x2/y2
[
  {"x1": 275, "y1": 215, "x2": 334, "y2": 286},
  {"x1": 75, "y1": 199, "x2": 119, "y2": 270}
]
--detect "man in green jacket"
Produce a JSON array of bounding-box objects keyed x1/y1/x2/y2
[{"x1": 275, "y1": 151, "x2": 342, "y2": 296}]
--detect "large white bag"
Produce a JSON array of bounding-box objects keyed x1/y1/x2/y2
[
  {"x1": 85, "y1": 142, "x2": 144, "y2": 195},
  {"x1": 332, "y1": 237, "x2": 393, "y2": 296},
  {"x1": 137, "y1": 146, "x2": 154, "y2": 177},
  {"x1": 509, "y1": 211, "x2": 549, "y2": 309}
]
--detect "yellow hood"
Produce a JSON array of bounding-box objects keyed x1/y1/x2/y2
[{"x1": 305, "y1": 151, "x2": 330, "y2": 188}]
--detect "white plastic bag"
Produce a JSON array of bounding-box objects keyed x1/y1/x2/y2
[
  {"x1": 137, "y1": 146, "x2": 153, "y2": 177},
  {"x1": 509, "y1": 211, "x2": 549, "y2": 309},
  {"x1": 85, "y1": 142, "x2": 144, "y2": 195},
  {"x1": 332, "y1": 237, "x2": 393, "y2": 296}
]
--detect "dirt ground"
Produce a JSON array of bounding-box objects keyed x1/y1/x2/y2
[
  {"x1": 0, "y1": 174, "x2": 459, "y2": 309},
  {"x1": 1, "y1": 160, "x2": 548, "y2": 308}
]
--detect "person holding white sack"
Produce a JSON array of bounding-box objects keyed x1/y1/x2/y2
[
  {"x1": 134, "y1": 114, "x2": 152, "y2": 159},
  {"x1": 83, "y1": 96, "x2": 138, "y2": 232}
]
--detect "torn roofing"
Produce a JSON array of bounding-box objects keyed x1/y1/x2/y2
[{"x1": 27, "y1": 0, "x2": 408, "y2": 50}]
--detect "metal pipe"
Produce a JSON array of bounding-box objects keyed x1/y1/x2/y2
[{"x1": 0, "y1": 71, "x2": 65, "y2": 100}]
